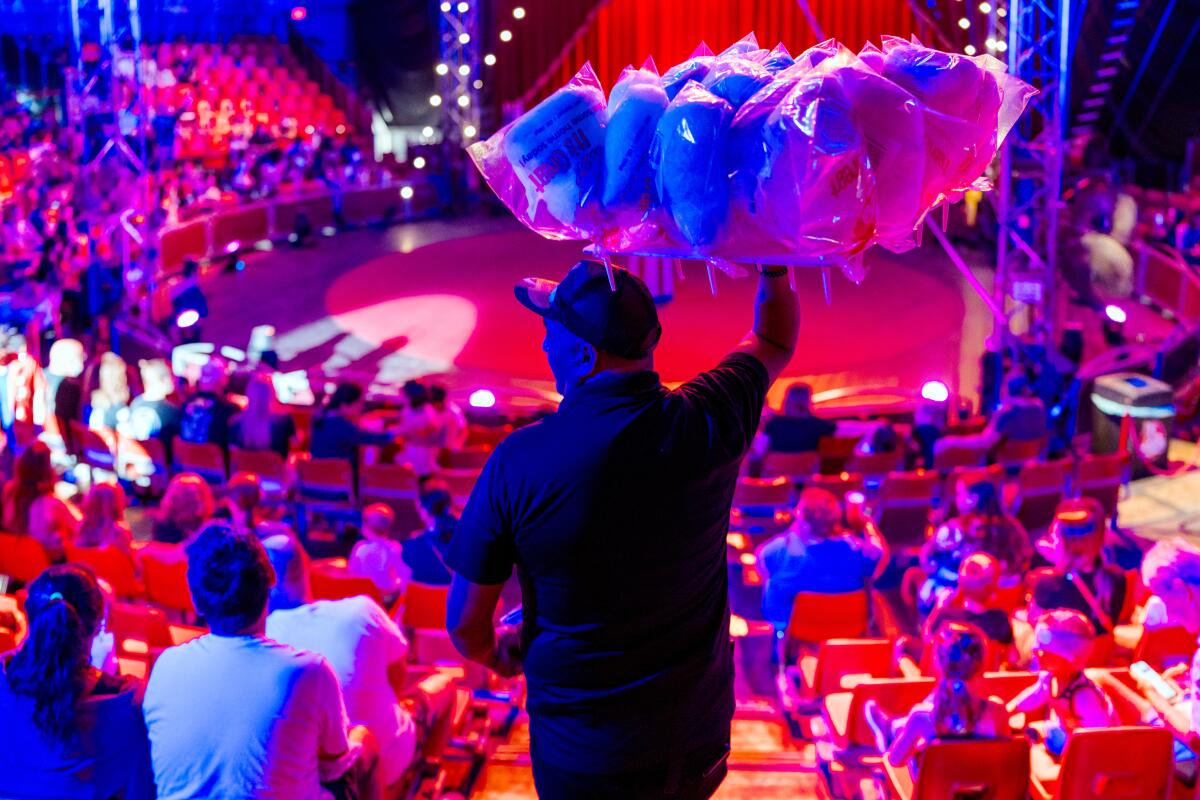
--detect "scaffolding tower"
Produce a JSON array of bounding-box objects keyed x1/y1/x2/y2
[{"x1": 436, "y1": 0, "x2": 482, "y2": 146}]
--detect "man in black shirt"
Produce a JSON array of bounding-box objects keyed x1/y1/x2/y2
[
  {"x1": 761, "y1": 382, "x2": 836, "y2": 453},
  {"x1": 446, "y1": 260, "x2": 799, "y2": 799}
]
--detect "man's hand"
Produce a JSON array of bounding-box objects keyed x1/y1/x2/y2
[{"x1": 735, "y1": 270, "x2": 799, "y2": 386}]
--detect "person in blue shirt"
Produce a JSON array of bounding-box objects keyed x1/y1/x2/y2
[
  {"x1": 401, "y1": 478, "x2": 456, "y2": 586},
  {"x1": 757, "y1": 487, "x2": 889, "y2": 631}
]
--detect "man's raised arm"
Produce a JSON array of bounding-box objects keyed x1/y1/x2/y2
[{"x1": 735, "y1": 269, "x2": 800, "y2": 385}]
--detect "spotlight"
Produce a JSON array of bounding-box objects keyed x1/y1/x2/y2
[
  {"x1": 965, "y1": 44, "x2": 977, "y2": 55},
  {"x1": 429, "y1": 95, "x2": 442, "y2": 107},
  {"x1": 500, "y1": 29, "x2": 513, "y2": 42},
  {"x1": 997, "y1": 6, "x2": 1006, "y2": 15},
  {"x1": 978, "y1": 1, "x2": 991, "y2": 11},
  {"x1": 484, "y1": 53, "x2": 496, "y2": 66},
  {"x1": 457, "y1": 1, "x2": 469, "y2": 10},
  {"x1": 1105, "y1": 304, "x2": 1127, "y2": 324},
  {"x1": 458, "y1": 64, "x2": 470, "y2": 76},
  {"x1": 463, "y1": 124, "x2": 477, "y2": 138},
  {"x1": 400, "y1": 186, "x2": 415, "y2": 200},
  {"x1": 439, "y1": 1, "x2": 451, "y2": 11},
  {"x1": 335, "y1": 125, "x2": 346, "y2": 135},
  {"x1": 469, "y1": 389, "x2": 496, "y2": 408},
  {"x1": 290, "y1": 6, "x2": 307, "y2": 21},
  {"x1": 513, "y1": 6, "x2": 525, "y2": 18},
  {"x1": 473, "y1": 79, "x2": 484, "y2": 89},
  {"x1": 458, "y1": 32, "x2": 470, "y2": 44},
  {"x1": 435, "y1": 63, "x2": 449, "y2": 75},
  {"x1": 224, "y1": 240, "x2": 241, "y2": 255},
  {"x1": 176, "y1": 309, "x2": 200, "y2": 329},
  {"x1": 1103, "y1": 304, "x2": 1126, "y2": 345},
  {"x1": 413, "y1": 156, "x2": 426, "y2": 169},
  {"x1": 421, "y1": 125, "x2": 434, "y2": 138},
  {"x1": 920, "y1": 380, "x2": 950, "y2": 403},
  {"x1": 958, "y1": 17, "x2": 970, "y2": 28},
  {"x1": 996, "y1": 41, "x2": 1007, "y2": 52},
  {"x1": 456, "y1": 94, "x2": 470, "y2": 107}
]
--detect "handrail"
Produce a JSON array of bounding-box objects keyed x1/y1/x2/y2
[{"x1": 1131, "y1": 239, "x2": 1200, "y2": 323}]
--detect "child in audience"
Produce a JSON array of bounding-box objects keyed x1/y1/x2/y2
[
  {"x1": 1008, "y1": 608, "x2": 1118, "y2": 775},
  {"x1": 349, "y1": 503, "x2": 409, "y2": 605},
  {"x1": 867, "y1": 621, "x2": 1009, "y2": 778},
  {"x1": 918, "y1": 553, "x2": 1015, "y2": 666},
  {"x1": 76, "y1": 481, "x2": 135, "y2": 561}
]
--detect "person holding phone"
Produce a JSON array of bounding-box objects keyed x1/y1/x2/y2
[{"x1": 445, "y1": 261, "x2": 799, "y2": 799}]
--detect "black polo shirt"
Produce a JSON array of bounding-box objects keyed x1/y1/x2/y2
[{"x1": 447, "y1": 353, "x2": 769, "y2": 773}]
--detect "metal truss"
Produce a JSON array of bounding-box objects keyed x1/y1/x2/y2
[
  {"x1": 436, "y1": 0, "x2": 481, "y2": 146},
  {"x1": 994, "y1": 0, "x2": 1071, "y2": 341}
]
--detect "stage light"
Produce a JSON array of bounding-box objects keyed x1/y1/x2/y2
[
  {"x1": 484, "y1": 53, "x2": 496, "y2": 66},
  {"x1": 512, "y1": 6, "x2": 525, "y2": 18},
  {"x1": 463, "y1": 124, "x2": 477, "y2": 138},
  {"x1": 439, "y1": 1, "x2": 451, "y2": 11},
  {"x1": 457, "y1": 1, "x2": 469, "y2": 10},
  {"x1": 290, "y1": 6, "x2": 307, "y2": 21},
  {"x1": 996, "y1": 40, "x2": 1008, "y2": 52},
  {"x1": 400, "y1": 186, "x2": 415, "y2": 200},
  {"x1": 1105, "y1": 304, "x2": 1127, "y2": 324},
  {"x1": 958, "y1": 17, "x2": 970, "y2": 28},
  {"x1": 500, "y1": 29, "x2": 513, "y2": 42},
  {"x1": 422, "y1": 125, "x2": 434, "y2": 138},
  {"x1": 469, "y1": 389, "x2": 496, "y2": 408},
  {"x1": 921, "y1": 380, "x2": 950, "y2": 403},
  {"x1": 997, "y1": 6, "x2": 1006, "y2": 15},
  {"x1": 176, "y1": 309, "x2": 200, "y2": 329},
  {"x1": 964, "y1": 44, "x2": 977, "y2": 55},
  {"x1": 978, "y1": 1, "x2": 991, "y2": 11},
  {"x1": 435, "y1": 63, "x2": 449, "y2": 75},
  {"x1": 458, "y1": 32, "x2": 470, "y2": 44},
  {"x1": 457, "y1": 94, "x2": 470, "y2": 107},
  {"x1": 473, "y1": 79, "x2": 484, "y2": 89},
  {"x1": 304, "y1": 125, "x2": 315, "y2": 135},
  {"x1": 224, "y1": 240, "x2": 241, "y2": 254},
  {"x1": 986, "y1": 37, "x2": 997, "y2": 50},
  {"x1": 458, "y1": 64, "x2": 470, "y2": 76},
  {"x1": 429, "y1": 95, "x2": 442, "y2": 107},
  {"x1": 413, "y1": 156, "x2": 426, "y2": 169},
  {"x1": 335, "y1": 125, "x2": 346, "y2": 135},
  {"x1": 1103, "y1": 304, "x2": 1126, "y2": 345},
  {"x1": 739, "y1": 553, "x2": 756, "y2": 566}
]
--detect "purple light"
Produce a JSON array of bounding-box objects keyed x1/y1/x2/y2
[
  {"x1": 176, "y1": 309, "x2": 200, "y2": 329},
  {"x1": 1105, "y1": 304, "x2": 1127, "y2": 324},
  {"x1": 845, "y1": 491, "x2": 866, "y2": 505},
  {"x1": 469, "y1": 389, "x2": 496, "y2": 409},
  {"x1": 290, "y1": 6, "x2": 307, "y2": 20},
  {"x1": 920, "y1": 380, "x2": 950, "y2": 403},
  {"x1": 224, "y1": 240, "x2": 241, "y2": 254}
]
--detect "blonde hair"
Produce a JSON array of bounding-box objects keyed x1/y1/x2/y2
[
  {"x1": 47, "y1": 339, "x2": 84, "y2": 378},
  {"x1": 77, "y1": 482, "x2": 127, "y2": 548},
  {"x1": 92, "y1": 352, "x2": 130, "y2": 411},
  {"x1": 1143, "y1": 538, "x2": 1200, "y2": 595},
  {"x1": 159, "y1": 473, "x2": 215, "y2": 536}
]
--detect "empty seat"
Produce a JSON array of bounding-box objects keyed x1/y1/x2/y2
[
  {"x1": 795, "y1": 638, "x2": 893, "y2": 699},
  {"x1": 884, "y1": 737, "x2": 1031, "y2": 800},
  {"x1": 817, "y1": 436, "x2": 859, "y2": 475},
  {"x1": 932, "y1": 440, "x2": 990, "y2": 471},
  {"x1": 402, "y1": 581, "x2": 449, "y2": 631},
  {"x1": 310, "y1": 559, "x2": 384, "y2": 606},
  {"x1": 876, "y1": 470, "x2": 938, "y2": 550},
  {"x1": 785, "y1": 590, "x2": 870, "y2": 662},
  {"x1": 762, "y1": 451, "x2": 820, "y2": 485},
  {"x1": 732, "y1": 476, "x2": 793, "y2": 512},
  {"x1": 846, "y1": 449, "x2": 904, "y2": 484},
  {"x1": 63, "y1": 544, "x2": 143, "y2": 599},
  {"x1": 171, "y1": 440, "x2": 228, "y2": 485},
  {"x1": 1031, "y1": 726, "x2": 1172, "y2": 800},
  {"x1": 1013, "y1": 460, "x2": 1069, "y2": 532},
  {"x1": 1075, "y1": 453, "x2": 1128, "y2": 520},
  {"x1": 0, "y1": 532, "x2": 51, "y2": 584},
  {"x1": 295, "y1": 457, "x2": 357, "y2": 534},
  {"x1": 229, "y1": 447, "x2": 287, "y2": 502}
]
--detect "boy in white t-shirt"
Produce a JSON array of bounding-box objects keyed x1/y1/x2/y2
[{"x1": 349, "y1": 503, "x2": 410, "y2": 606}]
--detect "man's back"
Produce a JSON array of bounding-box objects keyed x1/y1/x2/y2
[
  {"x1": 448, "y1": 355, "x2": 768, "y2": 773},
  {"x1": 764, "y1": 413, "x2": 836, "y2": 453},
  {"x1": 143, "y1": 634, "x2": 351, "y2": 800},
  {"x1": 994, "y1": 397, "x2": 1047, "y2": 442}
]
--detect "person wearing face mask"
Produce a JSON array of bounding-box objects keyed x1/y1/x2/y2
[{"x1": 445, "y1": 260, "x2": 800, "y2": 799}]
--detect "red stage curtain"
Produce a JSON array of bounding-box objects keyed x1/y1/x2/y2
[{"x1": 489, "y1": 0, "x2": 922, "y2": 112}]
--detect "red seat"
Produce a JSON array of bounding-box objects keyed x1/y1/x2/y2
[
  {"x1": 172, "y1": 440, "x2": 228, "y2": 485},
  {"x1": 358, "y1": 463, "x2": 423, "y2": 533},
  {"x1": 439, "y1": 468, "x2": 481, "y2": 507},
  {"x1": 64, "y1": 544, "x2": 143, "y2": 599},
  {"x1": 796, "y1": 638, "x2": 893, "y2": 699},
  {"x1": 732, "y1": 476, "x2": 793, "y2": 510},
  {"x1": 1014, "y1": 460, "x2": 1069, "y2": 532},
  {"x1": 402, "y1": 581, "x2": 449, "y2": 631},
  {"x1": 139, "y1": 544, "x2": 195, "y2": 617},
  {"x1": 1132, "y1": 625, "x2": 1197, "y2": 670},
  {"x1": 933, "y1": 441, "x2": 990, "y2": 471},
  {"x1": 785, "y1": 590, "x2": 870, "y2": 662},
  {"x1": 994, "y1": 436, "x2": 1045, "y2": 470},
  {"x1": 762, "y1": 451, "x2": 820, "y2": 484},
  {"x1": 1031, "y1": 726, "x2": 1172, "y2": 800},
  {"x1": 941, "y1": 463, "x2": 1004, "y2": 518},
  {"x1": 876, "y1": 470, "x2": 938, "y2": 550},
  {"x1": 846, "y1": 449, "x2": 904, "y2": 482},
  {"x1": 229, "y1": 448, "x2": 287, "y2": 502},
  {"x1": 1075, "y1": 453, "x2": 1129, "y2": 520},
  {"x1": 109, "y1": 601, "x2": 205, "y2": 671},
  {"x1": 821, "y1": 676, "x2": 934, "y2": 750},
  {"x1": 805, "y1": 471, "x2": 865, "y2": 500},
  {"x1": 817, "y1": 436, "x2": 859, "y2": 475},
  {"x1": 884, "y1": 737, "x2": 1030, "y2": 800},
  {"x1": 310, "y1": 559, "x2": 384, "y2": 606},
  {"x1": 0, "y1": 532, "x2": 51, "y2": 584},
  {"x1": 440, "y1": 446, "x2": 493, "y2": 471}
]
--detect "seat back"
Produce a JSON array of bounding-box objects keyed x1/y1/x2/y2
[
  {"x1": 310, "y1": 562, "x2": 384, "y2": 606},
  {"x1": 844, "y1": 677, "x2": 936, "y2": 747},
  {"x1": 762, "y1": 451, "x2": 820, "y2": 483},
  {"x1": 933, "y1": 442, "x2": 989, "y2": 471},
  {"x1": 439, "y1": 468, "x2": 481, "y2": 507},
  {"x1": 64, "y1": 544, "x2": 141, "y2": 598},
  {"x1": 358, "y1": 463, "x2": 423, "y2": 531},
  {"x1": 229, "y1": 448, "x2": 287, "y2": 500},
  {"x1": 402, "y1": 582, "x2": 449, "y2": 630},
  {"x1": 139, "y1": 545, "x2": 195, "y2": 615},
  {"x1": 1014, "y1": 460, "x2": 1068, "y2": 532},
  {"x1": 805, "y1": 472, "x2": 865, "y2": 500},
  {"x1": 910, "y1": 738, "x2": 1031, "y2": 800},
  {"x1": 733, "y1": 476, "x2": 793, "y2": 511},
  {"x1": 1054, "y1": 727, "x2": 1173, "y2": 800},
  {"x1": 994, "y1": 436, "x2": 1045, "y2": 470},
  {"x1": 0, "y1": 532, "x2": 51, "y2": 583},
  {"x1": 978, "y1": 671, "x2": 1040, "y2": 704},
  {"x1": 1076, "y1": 453, "x2": 1129, "y2": 519},
  {"x1": 1133, "y1": 625, "x2": 1197, "y2": 670},
  {"x1": 787, "y1": 590, "x2": 870, "y2": 648},
  {"x1": 465, "y1": 424, "x2": 511, "y2": 448},
  {"x1": 817, "y1": 436, "x2": 860, "y2": 475},
  {"x1": 812, "y1": 638, "x2": 893, "y2": 696},
  {"x1": 72, "y1": 421, "x2": 117, "y2": 471},
  {"x1": 877, "y1": 471, "x2": 938, "y2": 550},
  {"x1": 120, "y1": 436, "x2": 170, "y2": 491},
  {"x1": 846, "y1": 450, "x2": 904, "y2": 482},
  {"x1": 941, "y1": 464, "x2": 1004, "y2": 518},
  {"x1": 172, "y1": 440, "x2": 227, "y2": 485},
  {"x1": 296, "y1": 458, "x2": 355, "y2": 505},
  {"x1": 440, "y1": 446, "x2": 493, "y2": 471},
  {"x1": 110, "y1": 600, "x2": 174, "y2": 651}
]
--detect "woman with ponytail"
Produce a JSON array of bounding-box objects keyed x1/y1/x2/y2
[{"x1": 0, "y1": 565, "x2": 154, "y2": 799}]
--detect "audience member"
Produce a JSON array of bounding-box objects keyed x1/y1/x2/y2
[
  {"x1": 867, "y1": 622, "x2": 1008, "y2": 778},
  {"x1": 264, "y1": 533, "x2": 440, "y2": 791},
  {"x1": 349, "y1": 503, "x2": 410, "y2": 604},
  {"x1": 143, "y1": 524, "x2": 382, "y2": 798},
  {"x1": 213, "y1": 471, "x2": 265, "y2": 537},
  {"x1": 760, "y1": 383, "x2": 836, "y2": 453},
  {"x1": 45, "y1": 338, "x2": 85, "y2": 450},
  {"x1": 152, "y1": 472, "x2": 215, "y2": 545},
  {"x1": 756, "y1": 487, "x2": 888, "y2": 631},
  {"x1": 917, "y1": 480, "x2": 1002, "y2": 616},
  {"x1": 2, "y1": 441, "x2": 80, "y2": 561},
  {"x1": 1008, "y1": 609, "x2": 1117, "y2": 775},
  {"x1": 310, "y1": 381, "x2": 393, "y2": 464},
  {"x1": 77, "y1": 481, "x2": 135, "y2": 557},
  {"x1": 854, "y1": 421, "x2": 901, "y2": 457},
  {"x1": 231, "y1": 373, "x2": 295, "y2": 458},
  {"x1": 402, "y1": 480, "x2": 457, "y2": 587},
  {"x1": 396, "y1": 381, "x2": 441, "y2": 478},
  {"x1": 87, "y1": 351, "x2": 132, "y2": 431},
  {"x1": 430, "y1": 384, "x2": 468, "y2": 452},
  {"x1": 178, "y1": 358, "x2": 238, "y2": 448},
  {"x1": 127, "y1": 358, "x2": 182, "y2": 442},
  {"x1": 924, "y1": 553, "x2": 1016, "y2": 654},
  {"x1": 0, "y1": 564, "x2": 155, "y2": 799},
  {"x1": 985, "y1": 373, "x2": 1048, "y2": 446},
  {"x1": 911, "y1": 398, "x2": 948, "y2": 469},
  {"x1": 1029, "y1": 499, "x2": 1126, "y2": 637}
]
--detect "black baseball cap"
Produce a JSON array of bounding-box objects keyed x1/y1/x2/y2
[{"x1": 514, "y1": 260, "x2": 662, "y2": 360}]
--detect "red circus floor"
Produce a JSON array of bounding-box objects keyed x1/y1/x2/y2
[{"x1": 203, "y1": 216, "x2": 991, "y2": 408}]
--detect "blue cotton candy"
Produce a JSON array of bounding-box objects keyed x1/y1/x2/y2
[
  {"x1": 603, "y1": 64, "x2": 668, "y2": 221},
  {"x1": 654, "y1": 81, "x2": 733, "y2": 248},
  {"x1": 702, "y1": 57, "x2": 772, "y2": 110},
  {"x1": 663, "y1": 56, "x2": 714, "y2": 100}
]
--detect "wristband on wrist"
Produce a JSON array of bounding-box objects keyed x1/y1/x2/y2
[{"x1": 758, "y1": 266, "x2": 788, "y2": 278}]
